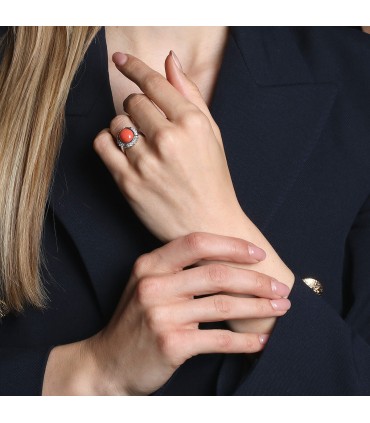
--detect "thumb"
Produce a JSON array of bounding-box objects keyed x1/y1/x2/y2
[{"x1": 165, "y1": 50, "x2": 221, "y2": 141}]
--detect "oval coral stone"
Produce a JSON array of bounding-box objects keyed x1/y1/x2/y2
[{"x1": 119, "y1": 128, "x2": 134, "y2": 143}]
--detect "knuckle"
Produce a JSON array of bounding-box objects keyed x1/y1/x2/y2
[
  {"x1": 124, "y1": 93, "x2": 145, "y2": 112},
  {"x1": 207, "y1": 264, "x2": 228, "y2": 285},
  {"x1": 229, "y1": 240, "x2": 241, "y2": 257},
  {"x1": 153, "y1": 126, "x2": 175, "y2": 148},
  {"x1": 213, "y1": 295, "x2": 231, "y2": 315},
  {"x1": 217, "y1": 332, "x2": 233, "y2": 351},
  {"x1": 93, "y1": 132, "x2": 110, "y2": 154},
  {"x1": 136, "y1": 276, "x2": 161, "y2": 306},
  {"x1": 143, "y1": 73, "x2": 166, "y2": 93},
  {"x1": 132, "y1": 253, "x2": 152, "y2": 279},
  {"x1": 157, "y1": 331, "x2": 178, "y2": 358},
  {"x1": 256, "y1": 299, "x2": 268, "y2": 315},
  {"x1": 184, "y1": 232, "x2": 207, "y2": 254},
  {"x1": 255, "y1": 274, "x2": 266, "y2": 291},
  {"x1": 146, "y1": 306, "x2": 165, "y2": 331},
  {"x1": 179, "y1": 108, "x2": 209, "y2": 129}
]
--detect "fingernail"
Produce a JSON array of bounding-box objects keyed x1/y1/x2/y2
[
  {"x1": 270, "y1": 298, "x2": 291, "y2": 311},
  {"x1": 259, "y1": 334, "x2": 270, "y2": 345},
  {"x1": 113, "y1": 52, "x2": 128, "y2": 66},
  {"x1": 271, "y1": 279, "x2": 291, "y2": 297},
  {"x1": 247, "y1": 244, "x2": 266, "y2": 261},
  {"x1": 170, "y1": 50, "x2": 183, "y2": 72}
]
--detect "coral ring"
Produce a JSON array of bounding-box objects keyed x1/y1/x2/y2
[{"x1": 116, "y1": 126, "x2": 140, "y2": 150}]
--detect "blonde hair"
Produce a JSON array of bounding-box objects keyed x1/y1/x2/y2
[{"x1": 0, "y1": 26, "x2": 100, "y2": 313}]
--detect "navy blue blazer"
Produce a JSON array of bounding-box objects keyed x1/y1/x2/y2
[{"x1": 1, "y1": 27, "x2": 370, "y2": 395}]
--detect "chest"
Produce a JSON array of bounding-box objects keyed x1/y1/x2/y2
[{"x1": 107, "y1": 60, "x2": 218, "y2": 116}]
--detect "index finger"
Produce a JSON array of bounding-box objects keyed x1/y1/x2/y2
[
  {"x1": 113, "y1": 52, "x2": 195, "y2": 121},
  {"x1": 134, "y1": 232, "x2": 266, "y2": 277}
]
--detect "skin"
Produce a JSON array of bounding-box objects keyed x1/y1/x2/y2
[
  {"x1": 106, "y1": 27, "x2": 230, "y2": 112},
  {"x1": 104, "y1": 27, "x2": 294, "y2": 287},
  {"x1": 97, "y1": 49, "x2": 296, "y2": 331},
  {"x1": 43, "y1": 27, "x2": 294, "y2": 395},
  {"x1": 43, "y1": 233, "x2": 291, "y2": 395}
]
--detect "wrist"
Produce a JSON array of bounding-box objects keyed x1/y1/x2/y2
[
  {"x1": 42, "y1": 334, "x2": 129, "y2": 395},
  {"x1": 205, "y1": 210, "x2": 295, "y2": 290},
  {"x1": 235, "y1": 215, "x2": 295, "y2": 289},
  {"x1": 43, "y1": 340, "x2": 102, "y2": 395},
  {"x1": 84, "y1": 332, "x2": 131, "y2": 395}
]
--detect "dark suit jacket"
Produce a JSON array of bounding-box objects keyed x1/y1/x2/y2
[{"x1": 1, "y1": 27, "x2": 370, "y2": 395}]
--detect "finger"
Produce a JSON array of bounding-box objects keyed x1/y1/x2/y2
[
  {"x1": 93, "y1": 129, "x2": 129, "y2": 180},
  {"x1": 123, "y1": 93, "x2": 171, "y2": 139},
  {"x1": 113, "y1": 52, "x2": 195, "y2": 121},
  {"x1": 132, "y1": 232, "x2": 266, "y2": 277},
  {"x1": 170, "y1": 329, "x2": 267, "y2": 357},
  {"x1": 165, "y1": 51, "x2": 222, "y2": 141},
  {"x1": 109, "y1": 114, "x2": 148, "y2": 165},
  {"x1": 160, "y1": 295, "x2": 291, "y2": 325},
  {"x1": 227, "y1": 316, "x2": 276, "y2": 334},
  {"x1": 151, "y1": 265, "x2": 290, "y2": 300}
]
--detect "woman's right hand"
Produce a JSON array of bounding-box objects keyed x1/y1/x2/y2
[{"x1": 43, "y1": 233, "x2": 291, "y2": 396}]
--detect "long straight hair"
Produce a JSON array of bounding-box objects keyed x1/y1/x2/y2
[{"x1": 0, "y1": 26, "x2": 100, "y2": 313}]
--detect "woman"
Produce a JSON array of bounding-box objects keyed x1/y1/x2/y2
[{"x1": 0, "y1": 26, "x2": 369, "y2": 395}]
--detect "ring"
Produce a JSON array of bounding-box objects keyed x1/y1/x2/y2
[{"x1": 116, "y1": 126, "x2": 140, "y2": 150}]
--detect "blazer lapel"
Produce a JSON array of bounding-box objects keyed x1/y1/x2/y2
[
  {"x1": 212, "y1": 27, "x2": 338, "y2": 396},
  {"x1": 211, "y1": 27, "x2": 338, "y2": 232}
]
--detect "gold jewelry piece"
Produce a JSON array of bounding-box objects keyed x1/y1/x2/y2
[{"x1": 302, "y1": 277, "x2": 323, "y2": 296}]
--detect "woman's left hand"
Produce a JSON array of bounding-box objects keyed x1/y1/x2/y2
[{"x1": 94, "y1": 52, "x2": 249, "y2": 244}]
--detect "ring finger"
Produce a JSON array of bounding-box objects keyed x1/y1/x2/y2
[
  {"x1": 123, "y1": 93, "x2": 171, "y2": 139},
  {"x1": 154, "y1": 265, "x2": 289, "y2": 301}
]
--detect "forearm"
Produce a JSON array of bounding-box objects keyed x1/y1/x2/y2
[
  {"x1": 233, "y1": 215, "x2": 295, "y2": 289},
  {"x1": 195, "y1": 212, "x2": 295, "y2": 333},
  {"x1": 201, "y1": 210, "x2": 294, "y2": 289}
]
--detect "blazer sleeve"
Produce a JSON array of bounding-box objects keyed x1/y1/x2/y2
[
  {"x1": 0, "y1": 346, "x2": 53, "y2": 395},
  {"x1": 217, "y1": 195, "x2": 370, "y2": 395}
]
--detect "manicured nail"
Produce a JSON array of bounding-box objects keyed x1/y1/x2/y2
[
  {"x1": 271, "y1": 279, "x2": 291, "y2": 297},
  {"x1": 259, "y1": 334, "x2": 270, "y2": 345},
  {"x1": 113, "y1": 52, "x2": 128, "y2": 66},
  {"x1": 270, "y1": 298, "x2": 291, "y2": 311},
  {"x1": 170, "y1": 50, "x2": 183, "y2": 72},
  {"x1": 247, "y1": 244, "x2": 266, "y2": 261}
]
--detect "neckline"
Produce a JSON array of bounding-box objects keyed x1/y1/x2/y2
[{"x1": 100, "y1": 26, "x2": 233, "y2": 119}]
